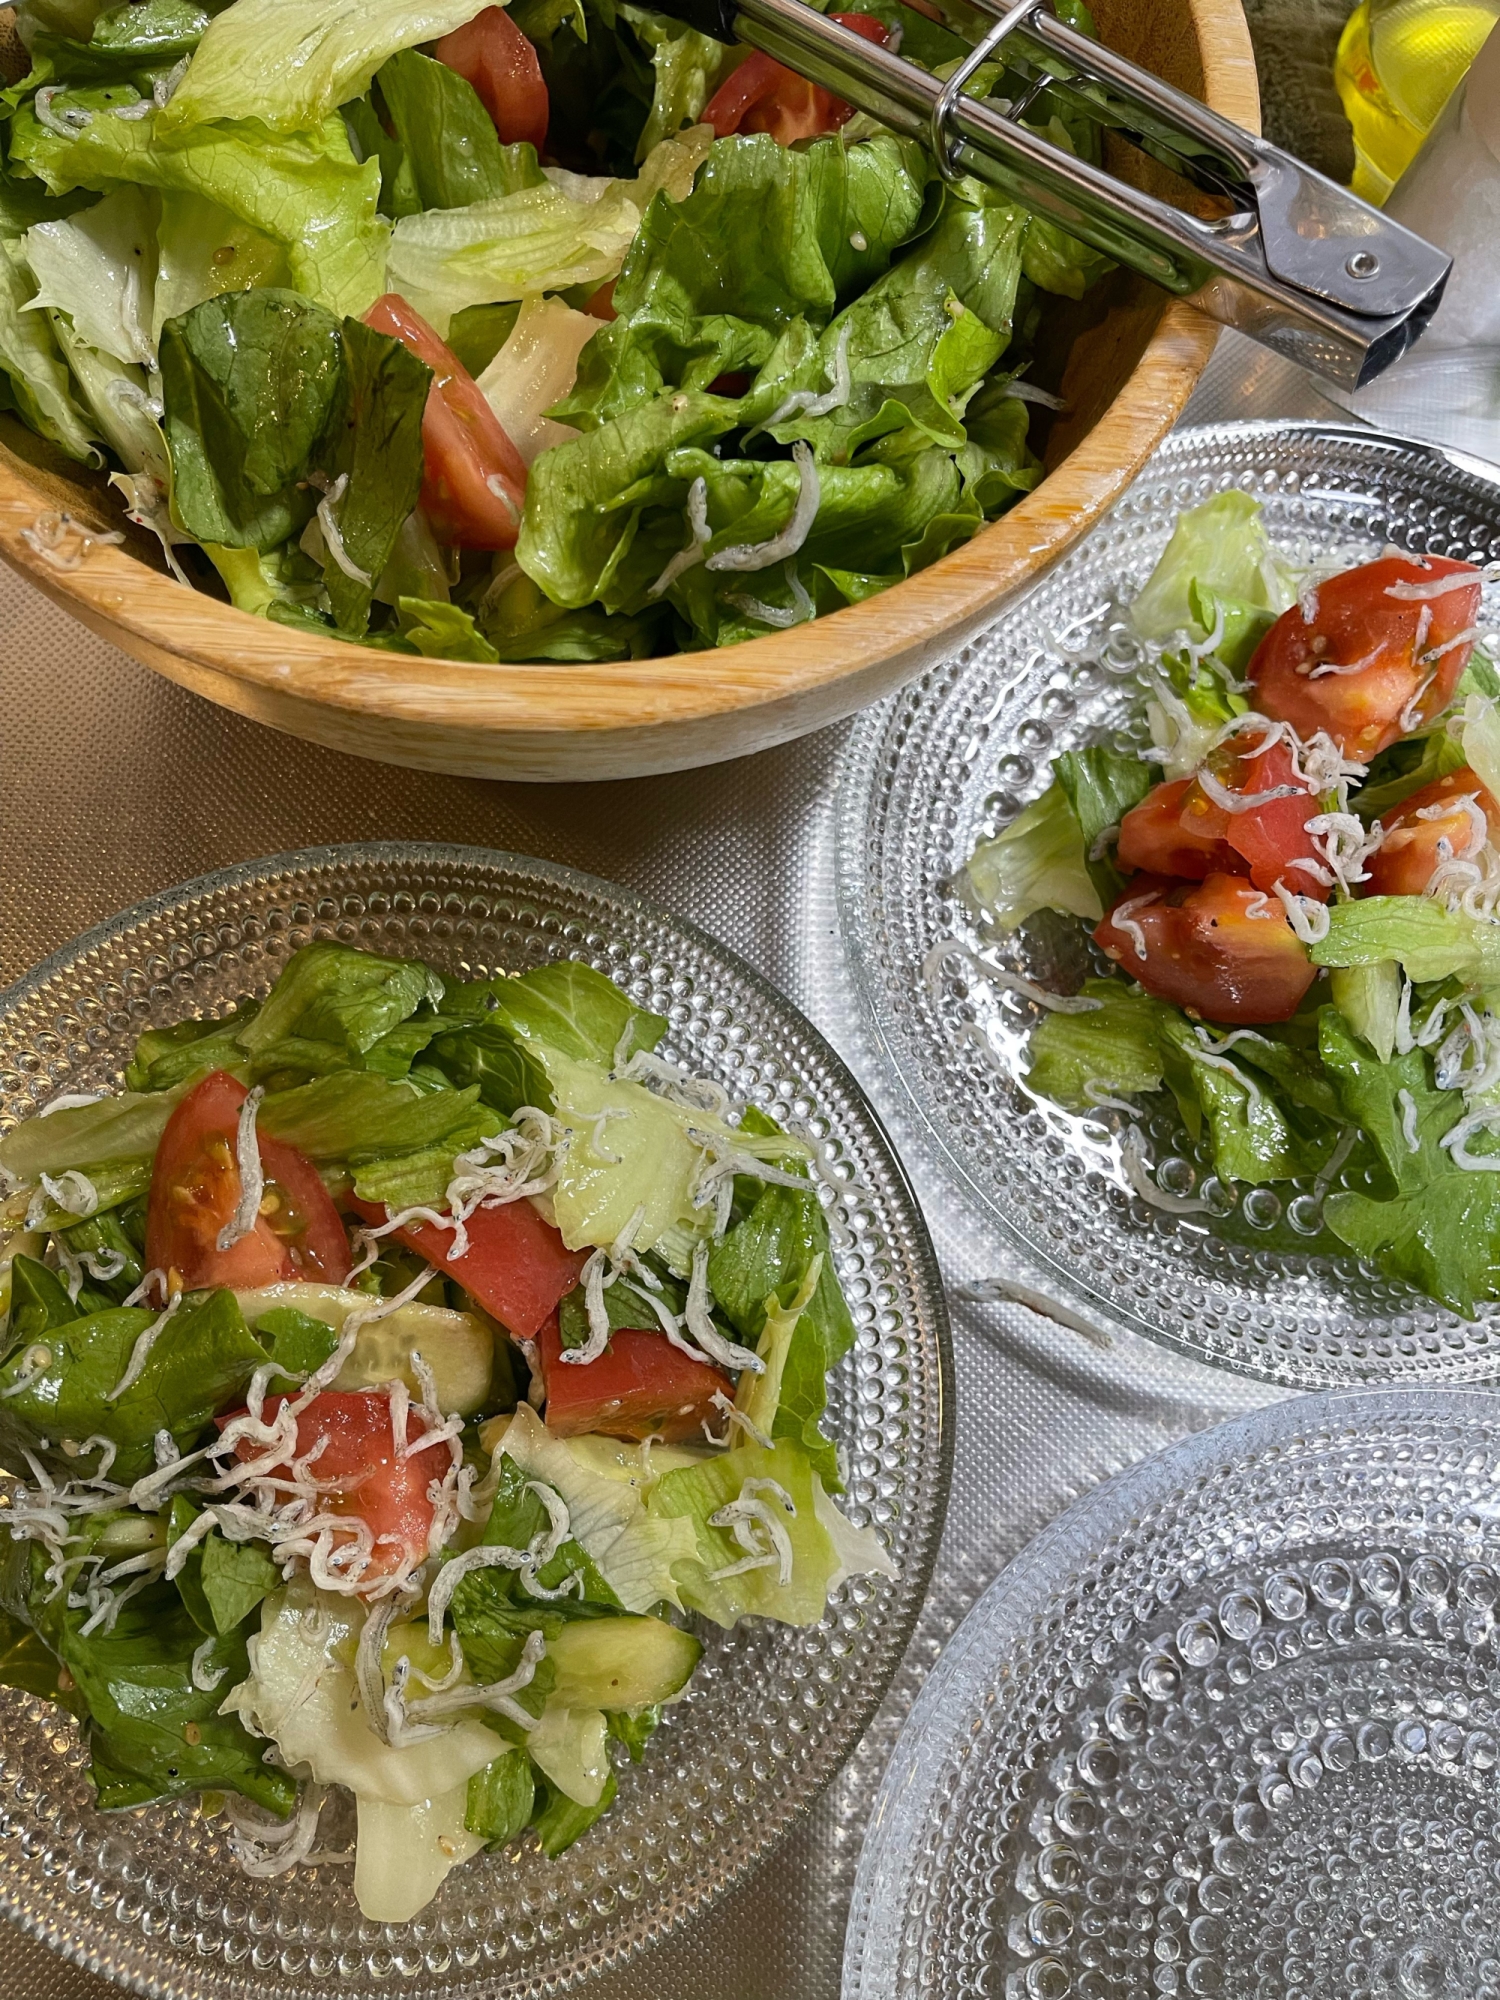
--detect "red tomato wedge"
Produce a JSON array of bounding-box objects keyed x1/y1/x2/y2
[
  {"x1": 1178, "y1": 730, "x2": 1331, "y2": 899},
  {"x1": 1096, "y1": 873, "x2": 1316, "y2": 1026},
  {"x1": 434, "y1": 5, "x2": 549, "y2": 152},
  {"x1": 226, "y1": 1391, "x2": 449, "y2": 1588},
  {"x1": 1249, "y1": 555, "x2": 1483, "y2": 761},
  {"x1": 537, "y1": 1313, "x2": 733, "y2": 1443},
  {"x1": 363, "y1": 293, "x2": 528, "y2": 550},
  {"x1": 702, "y1": 13, "x2": 890, "y2": 142},
  {"x1": 347, "y1": 1194, "x2": 587, "y2": 1340},
  {"x1": 1117, "y1": 776, "x2": 1243, "y2": 882},
  {"x1": 1365, "y1": 765, "x2": 1500, "y2": 897},
  {"x1": 146, "y1": 1070, "x2": 351, "y2": 1292}
]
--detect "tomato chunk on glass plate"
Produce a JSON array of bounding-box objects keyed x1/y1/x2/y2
[
  {"x1": 348, "y1": 1195, "x2": 587, "y2": 1340},
  {"x1": 226, "y1": 1391, "x2": 450, "y2": 1588},
  {"x1": 146, "y1": 1070, "x2": 351, "y2": 1292},
  {"x1": 1365, "y1": 765, "x2": 1500, "y2": 898},
  {"x1": 1095, "y1": 873, "x2": 1317, "y2": 1026},
  {"x1": 1249, "y1": 554, "x2": 1483, "y2": 761},
  {"x1": 537, "y1": 1313, "x2": 733, "y2": 1443}
]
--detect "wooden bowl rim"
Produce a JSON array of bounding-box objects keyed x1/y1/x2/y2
[{"x1": 0, "y1": 0, "x2": 1258, "y2": 739}]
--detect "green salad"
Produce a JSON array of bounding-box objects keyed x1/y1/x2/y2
[
  {"x1": 0, "y1": 0, "x2": 1109, "y2": 659},
  {"x1": 0, "y1": 943, "x2": 890, "y2": 1920},
  {"x1": 962, "y1": 490, "x2": 1500, "y2": 1319}
]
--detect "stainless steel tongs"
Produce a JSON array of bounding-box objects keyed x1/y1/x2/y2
[{"x1": 654, "y1": 0, "x2": 1452, "y2": 388}]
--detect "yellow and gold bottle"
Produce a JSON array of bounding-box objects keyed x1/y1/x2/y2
[{"x1": 1334, "y1": 0, "x2": 1500, "y2": 203}]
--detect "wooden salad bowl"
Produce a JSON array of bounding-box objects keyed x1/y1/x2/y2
[{"x1": 0, "y1": 0, "x2": 1257, "y2": 782}]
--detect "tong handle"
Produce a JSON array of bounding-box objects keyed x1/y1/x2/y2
[{"x1": 658, "y1": 0, "x2": 1451, "y2": 389}]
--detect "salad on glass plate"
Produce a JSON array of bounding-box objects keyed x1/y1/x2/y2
[
  {"x1": 0, "y1": 0, "x2": 1110, "y2": 660},
  {"x1": 0, "y1": 939, "x2": 891, "y2": 1925},
  {"x1": 961, "y1": 486, "x2": 1500, "y2": 1321}
]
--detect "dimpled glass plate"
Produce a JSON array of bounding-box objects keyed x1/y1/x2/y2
[
  {"x1": 843, "y1": 1388, "x2": 1500, "y2": 2000},
  {"x1": 838, "y1": 421, "x2": 1500, "y2": 1389},
  {"x1": 0, "y1": 843, "x2": 951, "y2": 2000}
]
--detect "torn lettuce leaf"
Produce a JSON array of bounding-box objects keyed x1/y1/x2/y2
[
  {"x1": 385, "y1": 125, "x2": 713, "y2": 334},
  {"x1": 0, "y1": 236, "x2": 96, "y2": 458},
  {"x1": 1156, "y1": 1016, "x2": 1336, "y2": 1187},
  {"x1": 373, "y1": 49, "x2": 540, "y2": 213},
  {"x1": 1318, "y1": 1006, "x2": 1500, "y2": 1317},
  {"x1": 1025, "y1": 978, "x2": 1171, "y2": 1109},
  {"x1": 0, "y1": 1286, "x2": 270, "y2": 1480},
  {"x1": 466, "y1": 1750, "x2": 535, "y2": 1846},
  {"x1": 21, "y1": 1556, "x2": 294, "y2": 1816},
  {"x1": 708, "y1": 1123, "x2": 855, "y2": 1490},
  {"x1": 1330, "y1": 960, "x2": 1402, "y2": 1064},
  {"x1": 1052, "y1": 745, "x2": 1158, "y2": 905},
  {"x1": 488, "y1": 1403, "x2": 696, "y2": 1612},
  {"x1": 152, "y1": 189, "x2": 291, "y2": 345},
  {"x1": 0, "y1": 1083, "x2": 186, "y2": 1182},
  {"x1": 234, "y1": 940, "x2": 444, "y2": 1075},
  {"x1": 1129, "y1": 490, "x2": 1295, "y2": 644},
  {"x1": 159, "y1": 0, "x2": 489, "y2": 135},
  {"x1": 10, "y1": 87, "x2": 387, "y2": 318},
  {"x1": 645, "y1": 1438, "x2": 892, "y2": 1628},
  {"x1": 620, "y1": 5, "x2": 730, "y2": 159},
  {"x1": 1311, "y1": 897, "x2": 1500, "y2": 986},
  {"x1": 483, "y1": 959, "x2": 668, "y2": 1070},
  {"x1": 161, "y1": 290, "x2": 428, "y2": 602},
  {"x1": 21, "y1": 184, "x2": 156, "y2": 366},
  {"x1": 964, "y1": 780, "x2": 1101, "y2": 931}
]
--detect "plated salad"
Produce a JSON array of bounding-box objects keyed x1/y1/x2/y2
[
  {"x1": 0, "y1": 944, "x2": 890, "y2": 1922},
  {"x1": 962, "y1": 489, "x2": 1500, "y2": 1320},
  {"x1": 0, "y1": 0, "x2": 1108, "y2": 659}
]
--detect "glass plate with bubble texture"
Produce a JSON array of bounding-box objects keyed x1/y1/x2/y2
[
  {"x1": 843, "y1": 1387, "x2": 1500, "y2": 2000},
  {"x1": 0, "y1": 843, "x2": 952, "y2": 2000},
  {"x1": 838, "y1": 420, "x2": 1500, "y2": 1389}
]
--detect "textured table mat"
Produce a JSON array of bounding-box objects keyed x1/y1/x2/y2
[{"x1": 0, "y1": 18, "x2": 1365, "y2": 1992}]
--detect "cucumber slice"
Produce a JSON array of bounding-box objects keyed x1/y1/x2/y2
[
  {"x1": 546, "y1": 1614, "x2": 701, "y2": 1710},
  {"x1": 236, "y1": 1282, "x2": 493, "y2": 1415}
]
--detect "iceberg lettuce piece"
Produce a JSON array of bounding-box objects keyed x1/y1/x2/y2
[
  {"x1": 355, "y1": 1787, "x2": 483, "y2": 1924},
  {"x1": 385, "y1": 126, "x2": 713, "y2": 333},
  {"x1": 1462, "y1": 691, "x2": 1500, "y2": 804},
  {"x1": 10, "y1": 88, "x2": 387, "y2": 318},
  {"x1": 160, "y1": 0, "x2": 488, "y2": 135},
  {"x1": 21, "y1": 185, "x2": 155, "y2": 366},
  {"x1": 223, "y1": 1582, "x2": 499, "y2": 1922},
  {"x1": 646, "y1": 1438, "x2": 893, "y2": 1629},
  {"x1": 489, "y1": 1403, "x2": 697, "y2": 1612},
  {"x1": 525, "y1": 1701, "x2": 610, "y2": 1808},
  {"x1": 152, "y1": 189, "x2": 290, "y2": 347},
  {"x1": 1311, "y1": 897, "x2": 1500, "y2": 986},
  {"x1": 541, "y1": 1051, "x2": 715, "y2": 1258},
  {"x1": 1129, "y1": 490, "x2": 1295, "y2": 644},
  {"x1": 964, "y1": 779, "x2": 1100, "y2": 931},
  {"x1": 1330, "y1": 960, "x2": 1402, "y2": 1063},
  {"x1": 1025, "y1": 978, "x2": 1169, "y2": 1110},
  {"x1": 0, "y1": 237, "x2": 96, "y2": 460},
  {"x1": 223, "y1": 1583, "x2": 500, "y2": 1804}
]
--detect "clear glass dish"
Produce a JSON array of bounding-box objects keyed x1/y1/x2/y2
[
  {"x1": 0, "y1": 842, "x2": 952, "y2": 2000},
  {"x1": 837, "y1": 420, "x2": 1500, "y2": 1389},
  {"x1": 842, "y1": 1386, "x2": 1500, "y2": 2000}
]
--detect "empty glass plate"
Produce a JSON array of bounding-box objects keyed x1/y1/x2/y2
[
  {"x1": 843, "y1": 1388, "x2": 1500, "y2": 2000},
  {"x1": 0, "y1": 843, "x2": 951, "y2": 2000},
  {"x1": 837, "y1": 421, "x2": 1500, "y2": 1388}
]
